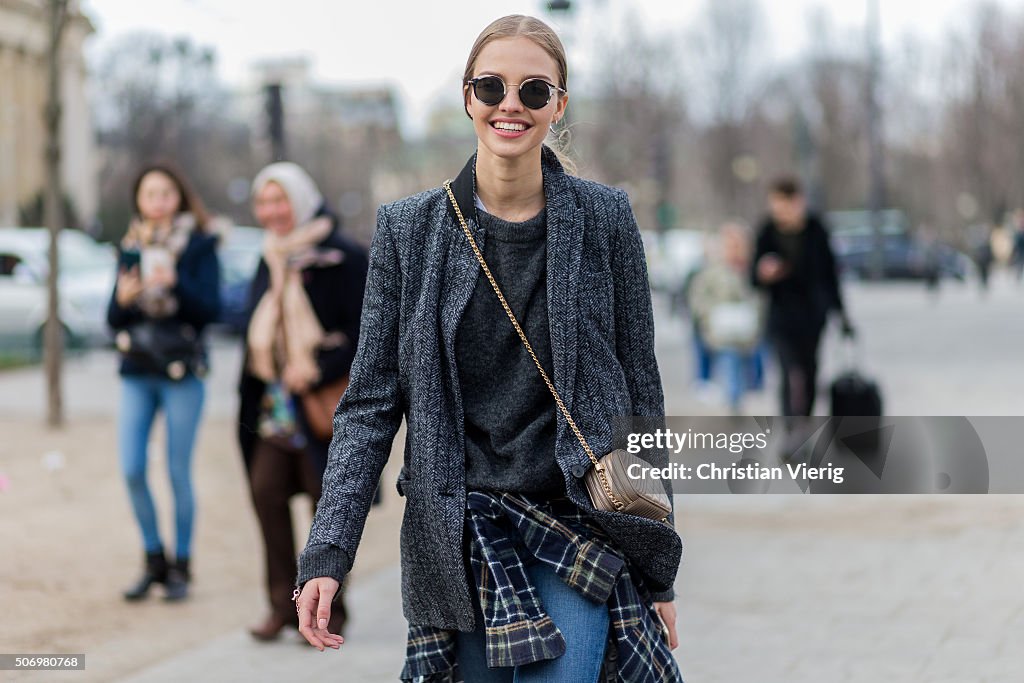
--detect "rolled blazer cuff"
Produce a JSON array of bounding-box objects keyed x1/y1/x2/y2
[{"x1": 296, "y1": 543, "x2": 352, "y2": 588}]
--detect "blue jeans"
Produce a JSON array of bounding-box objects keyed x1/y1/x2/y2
[
  {"x1": 716, "y1": 350, "x2": 747, "y2": 410},
  {"x1": 692, "y1": 322, "x2": 713, "y2": 383},
  {"x1": 456, "y1": 560, "x2": 610, "y2": 683},
  {"x1": 119, "y1": 374, "x2": 205, "y2": 559},
  {"x1": 715, "y1": 347, "x2": 765, "y2": 410}
]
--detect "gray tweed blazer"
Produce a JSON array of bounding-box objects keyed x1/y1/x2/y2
[{"x1": 297, "y1": 147, "x2": 682, "y2": 631}]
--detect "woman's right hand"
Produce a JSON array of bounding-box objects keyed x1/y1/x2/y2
[
  {"x1": 296, "y1": 577, "x2": 345, "y2": 651},
  {"x1": 115, "y1": 267, "x2": 143, "y2": 307}
]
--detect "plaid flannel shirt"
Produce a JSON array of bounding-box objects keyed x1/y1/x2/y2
[{"x1": 400, "y1": 492, "x2": 683, "y2": 682}]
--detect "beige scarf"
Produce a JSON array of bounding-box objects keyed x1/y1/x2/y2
[
  {"x1": 246, "y1": 216, "x2": 334, "y2": 385},
  {"x1": 121, "y1": 213, "x2": 195, "y2": 318}
]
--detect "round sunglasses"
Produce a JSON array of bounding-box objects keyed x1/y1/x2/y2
[{"x1": 466, "y1": 75, "x2": 566, "y2": 110}]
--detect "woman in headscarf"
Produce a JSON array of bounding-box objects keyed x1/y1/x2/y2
[{"x1": 238, "y1": 162, "x2": 368, "y2": 641}]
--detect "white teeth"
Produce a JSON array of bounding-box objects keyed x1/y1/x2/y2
[{"x1": 493, "y1": 121, "x2": 526, "y2": 131}]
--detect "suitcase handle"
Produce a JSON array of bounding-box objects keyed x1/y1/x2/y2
[{"x1": 839, "y1": 335, "x2": 863, "y2": 373}]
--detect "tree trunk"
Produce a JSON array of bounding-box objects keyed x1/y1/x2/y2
[
  {"x1": 44, "y1": 0, "x2": 68, "y2": 428},
  {"x1": 865, "y1": 0, "x2": 887, "y2": 280}
]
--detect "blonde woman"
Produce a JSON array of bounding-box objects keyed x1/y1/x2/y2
[{"x1": 295, "y1": 15, "x2": 683, "y2": 681}]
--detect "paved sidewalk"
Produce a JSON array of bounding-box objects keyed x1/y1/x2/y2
[
  {"x1": 4, "y1": 281, "x2": 1022, "y2": 682},
  {"x1": 117, "y1": 565, "x2": 408, "y2": 683},
  {"x1": 112, "y1": 496, "x2": 1024, "y2": 683},
  {"x1": 672, "y1": 496, "x2": 1024, "y2": 683}
]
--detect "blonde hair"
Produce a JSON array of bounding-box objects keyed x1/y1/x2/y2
[{"x1": 463, "y1": 14, "x2": 576, "y2": 174}]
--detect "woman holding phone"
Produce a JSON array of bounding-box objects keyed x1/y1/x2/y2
[
  {"x1": 108, "y1": 163, "x2": 220, "y2": 602},
  {"x1": 294, "y1": 15, "x2": 682, "y2": 681}
]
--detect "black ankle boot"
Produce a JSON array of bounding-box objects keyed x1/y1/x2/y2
[
  {"x1": 123, "y1": 550, "x2": 168, "y2": 602},
  {"x1": 164, "y1": 558, "x2": 190, "y2": 602}
]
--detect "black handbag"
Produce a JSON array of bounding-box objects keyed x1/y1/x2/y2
[{"x1": 115, "y1": 319, "x2": 208, "y2": 380}]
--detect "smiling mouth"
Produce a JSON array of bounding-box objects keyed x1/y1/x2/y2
[{"x1": 491, "y1": 121, "x2": 530, "y2": 133}]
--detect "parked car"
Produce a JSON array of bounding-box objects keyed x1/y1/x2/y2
[
  {"x1": 826, "y1": 209, "x2": 973, "y2": 282},
  {"x1": 836, "y1": 238, "x2": 973, "y2": 282},
  {"x1": 217, "y1": 226, "x2": 263, "y2": 335},
  {"x1": 0, "y1": 228, "x2": 115, "y2": 351}
]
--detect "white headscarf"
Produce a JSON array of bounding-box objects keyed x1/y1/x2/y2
[
  {"x1": 251, "y1": 162, "x2": 324, "y2": 225},
  {"x1": 247, "y1": 162, "x2": 331, "y2": 387}
]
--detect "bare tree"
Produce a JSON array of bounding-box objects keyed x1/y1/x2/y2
[
  {"x1": 581, "y1": 15, "x2": 689, "y2": 229},
  {"x1": 936, "y1": 3, "x2": 1024, "y2": 233},
  {"x1": 93, "y1": 34, "x2": 253, "y2": 236},
  {"x1": 808, "y1": 56, "x2": 869, "y2": 211},
  {"x1": 44, "y1": 0, "x2": 69, "y2": 427},
  {"x1": 883, "y1": 32, "x2": 948, "y2": 235},
  {"x1": 689, "y1": 0, "x2": 767, "y2": 218}
]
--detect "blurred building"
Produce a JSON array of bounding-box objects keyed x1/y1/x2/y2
[
  {"x1": 383, "y1": 101, "x2": 475, "y2": 195},
  {"x1": 239, "y1": 58, "x2": 403, "y2": 242},
  {"x1": 0, "y1": 0, "x2": 97, "y2": 227}
]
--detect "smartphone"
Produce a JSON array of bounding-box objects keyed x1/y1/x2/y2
[
  {"x1": 141, "y1": 247, "x2": 172, "y2": 280},
  {"x1": 118, "y1": 248, "x2": 141, "y2": 272}
]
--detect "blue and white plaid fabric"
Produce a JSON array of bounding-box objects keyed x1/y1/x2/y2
[{"x1": 401, "y1": 491, "x2": 683, "y2": 682}]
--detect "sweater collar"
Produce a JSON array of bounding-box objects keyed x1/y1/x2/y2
[{"x1": 446, "y1": 145, "x2": 568, "y2": 225}]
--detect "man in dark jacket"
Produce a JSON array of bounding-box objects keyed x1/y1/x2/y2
[{"x1": 752, "y1": 177, "x2": 853, "y2": 417}]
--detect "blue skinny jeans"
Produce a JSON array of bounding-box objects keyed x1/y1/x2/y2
[{"x1": 118, "y1": 373, "x2": 205, "y2": 560}]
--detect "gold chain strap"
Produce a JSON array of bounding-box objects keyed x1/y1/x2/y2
[{"x1": 443, "y1": 181, "x2": 623, "y2": 511}]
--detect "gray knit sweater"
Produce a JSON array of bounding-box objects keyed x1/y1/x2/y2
[
  {"x1": 457, "y1": 207, "x2": 563, "y2": 496},
  {"x1": 297, "y1": 147, "x2": 681, "y2": 631}
]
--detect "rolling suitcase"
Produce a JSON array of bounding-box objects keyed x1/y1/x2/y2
[
  {"x1": 828, "y1": 337, "x2": 887, "y2": 479},
  {"x1": 830, "y1": 339, "x2": 883, "y2": 416}
]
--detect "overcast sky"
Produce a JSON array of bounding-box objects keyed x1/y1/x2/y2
[{"x1": 81, "y1": 0, "x2": 1018, "y2": 137}]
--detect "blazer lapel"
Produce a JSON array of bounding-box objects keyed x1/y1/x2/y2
[
  {"x1": 440, "y1": 154, "x2": 482, "y2": 381},
  {"x1": 445, "y1": 154, "x2": 476, "y2": 226},
  {"x1": 543, "y1": 149, "x2": 584, "y2": 415}
]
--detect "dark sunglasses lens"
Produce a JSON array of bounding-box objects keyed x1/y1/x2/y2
[
  {"x1": 474, "y1": 77, "x2": 505, "y2": 106},
  {"x1": 520, "y1": 80, "x2": 552, "y2": 109}
]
